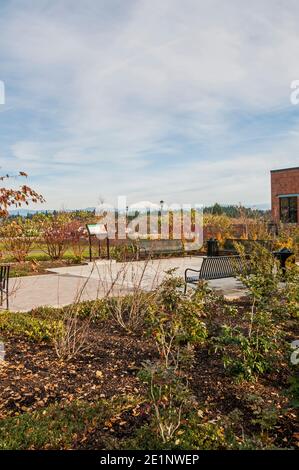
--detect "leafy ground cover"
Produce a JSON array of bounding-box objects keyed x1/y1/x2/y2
[{"x1": 0, "y1": 255, "x2": 298, "y2": 450}]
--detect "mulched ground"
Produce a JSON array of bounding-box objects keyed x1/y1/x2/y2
[
  {"x1": 0, "y1": 325, "x2": 156, "y2": 419},
  {"x1": 0, "y1": 305, "x2": 298, "y2": 449}
]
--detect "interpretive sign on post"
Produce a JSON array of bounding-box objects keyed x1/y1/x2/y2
[{"x1": 86, "y1": 224, "x2": 110, "y2": 261}]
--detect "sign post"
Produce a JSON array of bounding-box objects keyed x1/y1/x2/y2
[{"x1": 86, "y1": 224, "x2": 110, "y2": 261}]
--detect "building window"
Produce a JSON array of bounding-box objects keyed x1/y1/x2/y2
[{"x1": 279, "y1": 196, "x2": 298, "y2": 223}]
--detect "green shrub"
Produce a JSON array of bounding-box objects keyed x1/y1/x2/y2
[
  {"x1": 29, "y1": 299, "x2": 110, "y2": 324},
  {"x1": 109, "y1": 244, "x2": 135, "y2": 262},
  {"x1": 123, "y1": 410, "x2": 226, "y2": 450},
  {"x1": 212, "y1": 246, "x2": 286, "y2": 381},
  {"x1": 63, "y1": 298, "x2": 110, "y2": 323},
  {"x1": 0, "y1": 311, "x2": 64, "y2": 342},
  {"x1": 285, "y1": 266, "x2": 299, "y2": 318},
  {"x1": 214, "y1": 310, "x2": 282, "y2": 381},
  {"x1": 139, "y1": 362, "x2": 195, "y2": 444},
  {"x1": 29, "y1": 305, "x2": 63, "y2": 320},
  {"x1": 147, "y1": 272, "x2": 207, "y2": 368},
  {"x1": 137, "y1": 272, "x2": 209, "y2": 444},
  {"x1": 174, "y1": 418, "x2": 226, "y2": 450},
  {"x1": 237, "y1": 244, "x2": 281, "y2": 309},
  {"x1": 288, "y1": 372, "x2": 299, "y2": 409}
]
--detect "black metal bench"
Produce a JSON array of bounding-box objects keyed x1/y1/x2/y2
[
  {"x1": 184, "y1": 255, "x2": 249, "y2": 293},
  {"x1": 137, "y1": 239, "x2": 184, "y2": 259},
  {"x1": 0, "y1": 265, "x2": 10, "y2": 310}
]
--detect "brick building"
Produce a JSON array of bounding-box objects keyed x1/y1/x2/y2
[{"x1": 271, "y1": 167, "x2": 299, "y2": 224}]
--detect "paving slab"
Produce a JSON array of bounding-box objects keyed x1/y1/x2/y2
[
  {"x1": 47, "y1": 257, "x2": 248, "y2": 296},
  {"x1": 4, "y1": 256, "x2": 248, "y2": 312},
  {"x1": 7, "y1": 274, "x2": 137, "y2": 312}
]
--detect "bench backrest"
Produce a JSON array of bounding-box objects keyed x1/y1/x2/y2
[
  {"x1": 138, "y1": 239, "x2": 183, "y2": 253},
  {"x1": 200, "y1": 255, "x2": 248, "y2": 280},
  {"x1": 223, "y1": 239, "x2": 273, "y2": 252}
]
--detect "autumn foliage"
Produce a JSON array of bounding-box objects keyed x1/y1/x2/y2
[{"x1": 0, "y1": 172, "x2": 45, "y2": 218}]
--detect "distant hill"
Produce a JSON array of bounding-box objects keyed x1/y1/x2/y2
[{"x1": 249, "y1": 203, "x2": 270, "y2": 210}]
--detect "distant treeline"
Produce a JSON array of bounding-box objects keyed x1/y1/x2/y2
[
  {"x1": 203, "y1": 203, "x2": 270, "y2": 218},
  {"x1": 8, "y1": 209, "x2": 96, "y2": 221},
  {"x1": 8, "y1": 204, "x2": 270, "y2": 221}
]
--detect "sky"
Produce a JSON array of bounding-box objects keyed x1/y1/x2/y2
[{"x1": 0, "y1": 0, "x2": 299, "y2": 210}]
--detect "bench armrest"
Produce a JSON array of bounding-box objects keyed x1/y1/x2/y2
[{"x1": 184, "y1": 268, "x2": 201, "y2": 280}]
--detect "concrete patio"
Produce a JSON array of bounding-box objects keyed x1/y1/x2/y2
[{"x1": 6, "y1": 256, "x2": 248, "y2": 312}]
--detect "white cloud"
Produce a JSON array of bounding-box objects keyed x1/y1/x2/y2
[
  {"x1": 0, "y1": 0, "x2": 299, "y2": 208},
  {"x1": 11, "y1": 141, "x2": 43, "y2": 161}
]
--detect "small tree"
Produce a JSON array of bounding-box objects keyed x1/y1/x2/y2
[
  {"x1": 147, "y1": 271, "x2": 207, "y2": 369},
  {"x1": 38, "y1": 213, "x2": 74, "y2": 260},
  {"x1": 0, "y1": 172, "x2": 44, "y2": 261},
  {"x1": 214, "y1": 245, "x2": 285, "y2": 381},
  {"x1": 0, "y1": 218, "x2": 39, "y2": 262},
  {"x1": 139, "y1": 272, "x2": 208, "y2": 445},
  {"x1": 68, "y1": 220, "x2": 86, "y2": 260}
]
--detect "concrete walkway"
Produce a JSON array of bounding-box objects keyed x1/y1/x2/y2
[{"x1": 6, "y1": 257, "x2": 248, "y2": 312}]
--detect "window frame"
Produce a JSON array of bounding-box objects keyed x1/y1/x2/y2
[{"x1": 279, "y1": 196, "x2": 298, "y2": 223}]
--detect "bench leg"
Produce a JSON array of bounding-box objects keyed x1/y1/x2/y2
[{"x1": 184, "y1": 282, "x2": 187, "y2": 295}]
